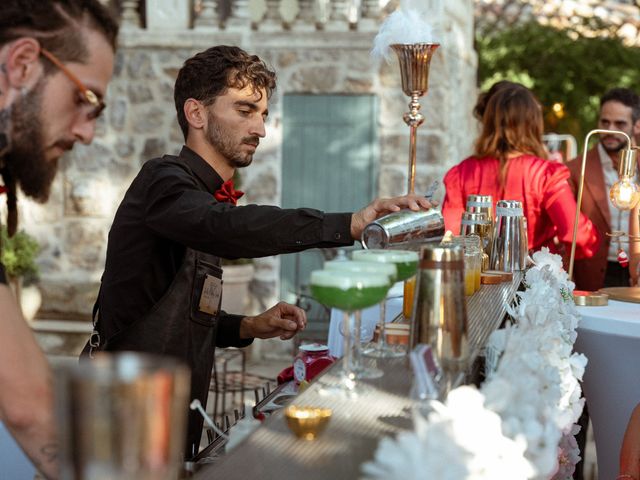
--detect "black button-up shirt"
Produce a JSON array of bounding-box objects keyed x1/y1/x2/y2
[{"x1": 98, "y1": 146, "x2": 353, "y2": 340}]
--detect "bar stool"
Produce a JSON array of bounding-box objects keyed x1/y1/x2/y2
[{"x1": 209, "y1": 348, "x2": 273, "y2": 425}]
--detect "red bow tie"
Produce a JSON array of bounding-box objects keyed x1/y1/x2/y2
[{"x1": 214, "y1": 179, "x2": 244, "y2": 206}]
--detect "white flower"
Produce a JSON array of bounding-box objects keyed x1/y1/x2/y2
[{"x1": 363, "y1": 249, "x2": 586, "y2": 479}]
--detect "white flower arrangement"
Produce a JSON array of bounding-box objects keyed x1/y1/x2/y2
[{"x1": 362, "y1": 248, "x2": 587, "y2": 480}]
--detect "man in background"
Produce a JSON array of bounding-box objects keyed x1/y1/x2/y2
[
  {"x1": 567, "y1": 87, "x2": 640, "y2": 291},
  {"x1": 0, "y1": 2, "x2": 118, "y2": 478}
]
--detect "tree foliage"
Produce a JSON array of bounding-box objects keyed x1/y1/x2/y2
[{"x1": 477, "y1": 20, "x2": 640, "y2": 142}]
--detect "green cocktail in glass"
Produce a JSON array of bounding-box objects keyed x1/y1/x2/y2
[
  {"x1": 352, "y1": 249, "x2": 419, "y2": 281},
  {"x1": 310, "y1": 269, "x2": 391, "y2": 390},
  {"x1": 323, "y1": 261, "x2": 397, "y2": 379},
  {"x1": 352, "y1": 249, "x2": 420, "y2": 358}
]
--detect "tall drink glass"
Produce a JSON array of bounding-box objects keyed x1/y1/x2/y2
[
  {"x1": 324, "y1": 260, "x2": 397, "y2": 378},
  {"x1": 352, "y1": 249, "x2": 419, "y2": 357},
  {"x1": 310, "y1": 270, "x2": 390, "y2": 393}
]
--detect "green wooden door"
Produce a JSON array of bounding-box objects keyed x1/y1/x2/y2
[{"x1": 280, "y1": 94, "x2": 378, "y2": 306}]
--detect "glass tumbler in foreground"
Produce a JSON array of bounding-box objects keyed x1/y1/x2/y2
[
  {"x1": 352, "y1": 249, "x2": 419, "y2": 358},
  {"x1": 56, "y1": 352, "x2": 191, "y2": 480},
  {"x1": 310, "y1": 269, "x2": 390, "y2": 393}
]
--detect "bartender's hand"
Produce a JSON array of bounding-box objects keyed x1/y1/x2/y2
[
  {"x1": 350, "y1": 194, "x2": 436, "y2": 240},
  {"x1": 239, "y1": 301, "x2": 307, "y2": 340},
  {"x1": 619, "y1": 402, "x2": 640, "y2": 479}
]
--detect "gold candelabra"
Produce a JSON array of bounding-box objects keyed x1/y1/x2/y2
[{"x1": 391, "y1": 43, "x2": 439, "y2": 194}]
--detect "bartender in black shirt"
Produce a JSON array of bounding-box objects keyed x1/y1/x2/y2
[{"x1": 83, "y1": 45, "x2": 434, "y2": 457}]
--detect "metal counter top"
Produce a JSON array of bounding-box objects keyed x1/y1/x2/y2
[{"x1": 195, "y1": 272, "x2": 522, "y2": 480}]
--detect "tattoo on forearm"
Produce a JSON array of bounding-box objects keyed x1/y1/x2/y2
[{"x1": 32, "y1": 442, "x2": 59, "y2": 468}]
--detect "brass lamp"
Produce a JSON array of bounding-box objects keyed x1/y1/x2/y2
[{"x1": 569, "y1": 129, "x2": 640, "y2": 305}]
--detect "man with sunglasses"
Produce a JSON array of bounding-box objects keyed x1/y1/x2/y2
[{"x1": 0, "y1": 1, "x2": 118, "y2": 478}]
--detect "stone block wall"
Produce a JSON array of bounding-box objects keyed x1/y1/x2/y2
[{"x1": 15, "y1": 2, "x2": 477, "y2": 357}]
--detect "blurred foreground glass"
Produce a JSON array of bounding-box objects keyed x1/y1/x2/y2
[
  {"x1": 410, "y1": 245, "x2": 469, "y2": 391},
  {"x1": 56, "y1": 353, "x2": 191, "y2": 480}
]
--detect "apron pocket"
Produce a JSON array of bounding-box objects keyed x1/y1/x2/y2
[{"x1": 190, "y1": 258, "x2": 223, "y2": 326}]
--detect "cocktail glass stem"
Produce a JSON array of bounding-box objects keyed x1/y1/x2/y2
[
  {"x1": 352, "y1": 310, "x2": 362, "y2": 373},
  {"x1": 377, "y1": 298, "x2": 388, "y2": 350},
  {"x1": 341, "y1": 311, "x2": 356, "y2": 386}
]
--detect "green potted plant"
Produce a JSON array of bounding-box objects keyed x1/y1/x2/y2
[{"x1": 1, "y1": 226, "x2": 41, "y2": 318}]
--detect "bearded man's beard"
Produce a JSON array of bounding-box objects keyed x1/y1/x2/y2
[
  {"x1": 4, "y1": 81, "x2": 58, "y2": 202},
  {"x1": 205, "y1": 110, "x2": 257, "y2": 169}
]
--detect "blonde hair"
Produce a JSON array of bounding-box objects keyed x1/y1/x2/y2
[{"x1": 474, "y1": 83, "x2": 547, "y2": 184}]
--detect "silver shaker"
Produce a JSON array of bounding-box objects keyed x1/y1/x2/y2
[
  {"x1": 409, "y1": 245, "x2": 469, "y2": 378},
  {"x1": 465, "y1": 194, "x2": 494, "y2": 222},
  {"x1": 361, "y1": 209, "x2": 445, "y2": 249},
  {"x1": 489, "y1": 200, "x2": 528, "y2": 272}
]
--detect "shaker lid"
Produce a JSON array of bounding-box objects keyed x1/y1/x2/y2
[
  {"x1": 419, "y1": 244, "x2": 463, "y2": 262},
  {"x1": 466, "y1": 194, "x2": 492, "y2": 206},
  {"x1": 299, "y1": 343, "x2": 329, "y2": 353},
  {"x1": 495, "y1": 199, "x2": 523, "y2": 216}
]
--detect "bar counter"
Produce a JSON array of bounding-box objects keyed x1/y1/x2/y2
[{"x1": 194, "y1": 273, "x2": 522, "y2": 479}]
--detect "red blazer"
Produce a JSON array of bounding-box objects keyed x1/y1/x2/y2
[
  {"x1": 566, "y1": 148, "x2": 611, "y2": 291},
  {"x1": 442, "y1": 155, "x2": 600, "y2": 261}
]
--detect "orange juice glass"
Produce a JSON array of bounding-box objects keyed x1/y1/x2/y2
[{"x1": 403, "y1": 276, "x2": 417, "y2": 319}]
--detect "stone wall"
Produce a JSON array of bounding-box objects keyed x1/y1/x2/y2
[{"x1": 17, "y1": 1, "x2": 477, "y2": 357}]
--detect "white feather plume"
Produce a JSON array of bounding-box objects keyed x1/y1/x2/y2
[{"x1": 371, "y1": 0, "x2": 442, "y2": 62}]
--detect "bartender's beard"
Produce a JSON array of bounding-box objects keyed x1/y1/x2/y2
[
  {"x1": 206, "y1": 111, "x2": 258, "y2": 169},
  {"x1": 3, "y1": 80, "x2": 57, "y2": 202}
]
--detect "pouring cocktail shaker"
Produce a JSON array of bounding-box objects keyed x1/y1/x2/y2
[
  {"x1": 361, "y1": 209, "x2": 445, "y2": 249},
  {"x1": 409, "y1": 245, "x2": 469, "y2": 378},
  {"x1": 489, "y1": 200, "x2": 528, "y2": 271}
]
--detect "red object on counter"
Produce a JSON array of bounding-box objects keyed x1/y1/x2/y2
[{"x1": 292, "y1": 344, "x2": 334, "y2": 385}]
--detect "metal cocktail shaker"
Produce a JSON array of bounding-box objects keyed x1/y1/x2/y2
[
  {"x1": 409, "y1": 245, "x2": 469, "y2": 378},
  {"x1": 361, "y1": 209, "x2": 445, "y2": 249},
  {"x1": 460, "y1": 211, "x2": 493, "y2": 264},
  {"x1": 56, "y1": 353, "x2": 191, "y2": 480},
  {"x1": 489, "y1": 200, "x2": 528, "y2": 272},
  {"x1": 465, "y1": 194, "x2": 494, "y2": 223}
]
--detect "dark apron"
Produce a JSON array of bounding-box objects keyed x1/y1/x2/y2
[{"x1": 82, "y1": 248, "x2": 223, "y2": 459}]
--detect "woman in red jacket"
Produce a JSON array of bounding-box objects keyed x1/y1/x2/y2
[{"x1": 442, "y1": 82, "x2": 600, "y2": 259}]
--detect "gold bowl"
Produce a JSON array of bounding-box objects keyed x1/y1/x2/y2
[{"x1": 284, "y1": 406, "x2": 332, "y2": 440}]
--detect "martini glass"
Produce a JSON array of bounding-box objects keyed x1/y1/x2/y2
[
  {"x1": 352, "y1": 249, "x2": 420, "y2": 358},
  {"x1": 324, "y1": 260, "x2": 397, "y2": 379},
  {"x1": 310, "y1": 269, "x2": 391, "y2": 393}
]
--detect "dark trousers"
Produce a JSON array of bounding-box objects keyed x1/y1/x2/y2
[{"x1": 573, "y1": 261, "x2": 630, "y2": 479}]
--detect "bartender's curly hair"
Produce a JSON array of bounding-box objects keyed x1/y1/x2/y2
[{"x1": 174, "y1": 46, "x2": 277, "y2": 140}]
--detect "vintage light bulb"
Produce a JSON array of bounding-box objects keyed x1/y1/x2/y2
[{"x1": 610, "y1": 176, "x2": 640, "y2": 210}]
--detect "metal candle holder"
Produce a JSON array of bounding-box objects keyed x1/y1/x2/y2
[{"x1": 391, "y1": 43, "x2": 440, "y2": 194}]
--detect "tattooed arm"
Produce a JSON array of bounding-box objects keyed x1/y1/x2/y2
[{"x1": 0, "y1": 285, "x2": 59, "y2": 479}]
